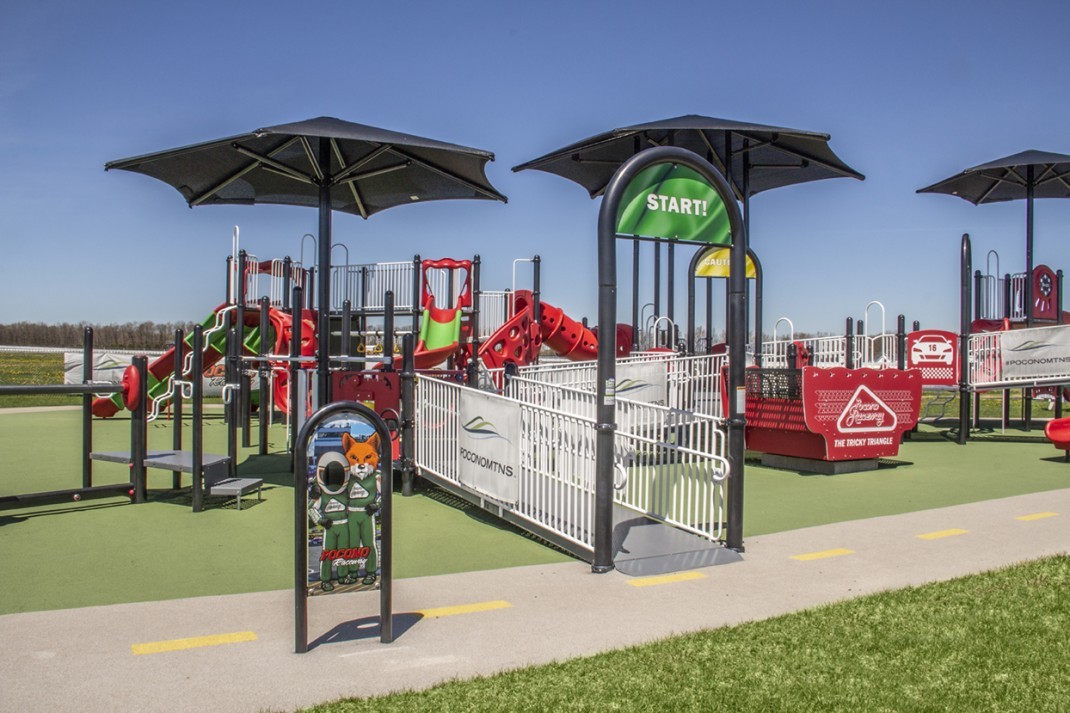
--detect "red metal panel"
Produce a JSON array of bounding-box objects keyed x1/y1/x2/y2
[
  {"x1": 801, "y1": 367, "x2": 922, "y2": 460},
  {"x1": 905, "y1": 330, "x2": 959, "y2": 387}
]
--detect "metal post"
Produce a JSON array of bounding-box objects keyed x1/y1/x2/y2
[
  {"x1": 845, "y1": 317, "x2": 855, "y2": 370},
  {"x1": 653, "y1": 242, "x2": 661, "y2": 328},
  {"x1": 290, "y1": 286, "x2": 304, "y2": 458},
  {"x1": 1024, "y1": 171, "x2": 1036, "y2": 432},
  {"x1": 632, "y1": 239, "x2": 640, "y2": 350},
  {"x1": 973, "y1": 269, "x2": 983, "y2": 320},
  {"x1": 227, "y1": 326, "x2": 239, "y2": 477},
  {"x1": 687, "y1": 252, "x2": 696, "y2": 355},
  {"x1": 897, "y1": 315, "x2": 906, "y2": 371},
  {"x1": 383, "y1": 291, "x2": 395, "y2": 373},
  {"x1": 726, "y1": 158, "x2": 748, "y2": 554},
  {"x1": 532, "y1": 255, "x2": 542, "y2": 332},
  {"x1": 283, "y1": 256, "x2": 293, "y2": 312},
  {"x1": 705, "y1": 278, "x2": 713, "y2": 352},
  {"x1": 959, "y1": 234, "x2": 972, "y2": 444},
  {"x1": 317, "y1": 138, "x2": 332, "y2": 408},
  {"x1": 131, "y1": 356, "x2": 148, "y2": 504},
  {"x1": 192, "y1": 327, "x2": 204, "y2": 512},
  {"x1": 411, "y1": 254, "x2": 422, "y2": 336},
  {"x1": 173, "y1": 328, "x2": 185, "y2": 488},
  {"x1": 82, "y1": 327, "x2": 93, "y2": 489},
  {"x1": 594, "y1": 203, "x2": 618, "y2": 574},
  {"x1": 1026, "y1": 167, "x2": 1035, "y2": 328},
  {"x1": 667, "y1": 241, "x2": 675, "y2": 329},
  {"x1": 258, "y1": 297, "x2": 270, "y2": 456},
  {"x1": 751, "y1": 248, "x2": 763, "y2": 367},
  {"x1": 1003, "y1": 273, "x2": 1012, "y2": 320},
  {"x1": 400, "y1": 333, "x2": 415, "y2": 496},
  {"x1": 1059, "y1": 270, "x2": 1065, "y2": 420},
  {"x1": 225, "y1": 255, "x2": 233, "y2": 305},
  {"x1": 237, "y1": 254, "x2": 251, "y2": 449},
  {"x1": 173, "y1": 329, "x2": 185, "y2": 453},
  {"x1": 470, "y1": 255, "x2": 481, "y2": 383},
  {"x1": 342, "y1": 299, "x2": 352, "y2": 361}
]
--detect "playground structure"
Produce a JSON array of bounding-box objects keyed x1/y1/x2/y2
[{"x1": 9, "y1": 123, "x2": 1070, "y2": 587}]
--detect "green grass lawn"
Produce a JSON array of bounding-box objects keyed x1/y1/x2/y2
[
  {"x1": 300, "y1": 555, "x2": 1070, "y2": 713},
  {"x1": 0, "y1": 351, "x2": 73, "y2": 407}
]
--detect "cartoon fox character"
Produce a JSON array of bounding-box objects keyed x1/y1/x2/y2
[{"x1": 342, "y1": 431, "x2": 382, "y2": 586}]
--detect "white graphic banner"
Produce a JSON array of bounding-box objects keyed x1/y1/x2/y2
[
  {"x1": 1000, "y1": 325, "x2": 1070, "y2": 381},
  {"x1": 458, "y1": 388, "x2": 521, "y2": 504},
  {"x1": 615, "y1": 360, "x2": 668, "y2": 406},
  {"x1": 64, "y1": 352, "x2": 230, "y2": 396}
]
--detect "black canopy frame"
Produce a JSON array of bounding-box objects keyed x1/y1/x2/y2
[{"x1": 107, "y1": 117, "x2": 507, "y2": 404}]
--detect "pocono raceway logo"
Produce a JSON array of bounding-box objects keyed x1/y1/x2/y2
[
  {"x1": 461, "y1": 416, "x2": 510, "y2": 442},
  {"x1": 616, "y1": 378, "x2": 651, "y2": 396},
  {"x1": 836, "y1": 385, "x2": 898, "y2": 433}
]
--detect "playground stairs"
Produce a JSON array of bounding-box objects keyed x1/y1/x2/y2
[{"x1": 90, "y1": 450, "x2": 262, "y2": 510}]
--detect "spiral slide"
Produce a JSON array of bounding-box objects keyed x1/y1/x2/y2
[{"x1": 91, "y1": 305, "x2": 317, "y2": 418}]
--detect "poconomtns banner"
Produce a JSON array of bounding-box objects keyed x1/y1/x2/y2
[
  {"x1": 615, "y1": 163, "x2": 731, "y2": 245},
  {"x1": 1000, "y1": 325, "x2": 1070, "y2": 381},
  {"x1": 616, "y1": 360, "x2": 668, "y2": 407},
  {"x1": 458, "y1": 388, "x2": 520, "y2": 504}
]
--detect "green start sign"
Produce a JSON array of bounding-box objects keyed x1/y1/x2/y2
[{"x1": 615, "y1": 162, "x2": 731, "y2": 245}]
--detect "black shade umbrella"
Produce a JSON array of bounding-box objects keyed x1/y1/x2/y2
[
  {"x1": 917, "y1": 149, "x2": 1070, "y2": 327},
  {"x1": 513, "y1": 113, "x2": 862, "y2": 355},
  {"x1": 107, "y1": 116, "x2": 507, "y2": 402},
  {"x1": 512, "y1": 114, "x2": 864, "y2": 211}
]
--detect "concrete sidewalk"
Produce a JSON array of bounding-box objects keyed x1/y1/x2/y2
[{"x1": 2, "y1": 488, "x2": 1068, "y2": 713}]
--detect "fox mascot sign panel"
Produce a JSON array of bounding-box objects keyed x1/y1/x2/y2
[{"x1": 306, "y1": 417, "x2": 384, "y2": 595}]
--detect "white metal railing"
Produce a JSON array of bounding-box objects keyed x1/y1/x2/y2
[
  {"x1": 504, "y1": 375, "x2": 728, "y2": 543},
  {"x1": 414, "y1": 374, "x2": 598, "y2": 552},
  {"x1": 761, "y1": 333, "x2": 897, "y2": 369},
  {"x1": 478, "y1": 290, "x2": 512, "y2": 340},
  {"x1": 1010, "y1": 272, "x2": 1027, "y2": 321},
  {"x1": 342, "y1": 260, "x2": 419, "y2": 313},
  {"x1": 762, "y1": 334, "x2": 849, "y2": 368},
  {"x1": 266, "y1": 259, "x2": 305, "y2": 308},
  {"x1": 414, "y1": 371, "x2": 730, "y2": 553},
  {"x1": 514, "y1": 352, "x2": 728, "y2": 418},
  {"x1": 968, "y1": 330, "x2": 1003, "y2": 388},
  {"x1": 666, "y1": 353, "x2": 728, "y2": 417},
  {"x1": 967, "y1": 324, "x2": 1070, "y2": 389}
]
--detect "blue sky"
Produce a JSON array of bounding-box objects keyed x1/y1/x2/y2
[{"x1": 2, "y1": 0, "x2": 1070, "y2": 337}]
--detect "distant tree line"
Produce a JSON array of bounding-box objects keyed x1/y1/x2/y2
[{"x1": 0, "y1": 321, "x2": 196, "y2": 350}]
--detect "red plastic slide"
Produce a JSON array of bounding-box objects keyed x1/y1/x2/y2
[
  {"x1": 477, "y1": 291, "x2": 633, "y2": 369},
  {"x1": 1044, "y1": 416, "x2": 1070, "y2": 460},
  {"x1": 91, "y1": 305, "x2": 316, "y2": 418}
]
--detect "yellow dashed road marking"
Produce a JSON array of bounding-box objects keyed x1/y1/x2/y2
[
  {"x1": 416, "y1": 600, "x2": 512, "y2": 619},
  {"x1": 1017, "y1": 512, "x2": 1059, "y2": 521},
  {"x1": 627, "y1": 571, "x2": 707, "y2": 587},
  {"x1": 132, "y1": 631, "x2": 257, "y2": 655},
  {"x1": 791, "y1": 548, "x2": 854, "y2": 561},
  {"x1": 917, "y1": 528, "x2": 968, "y2": 540}
]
